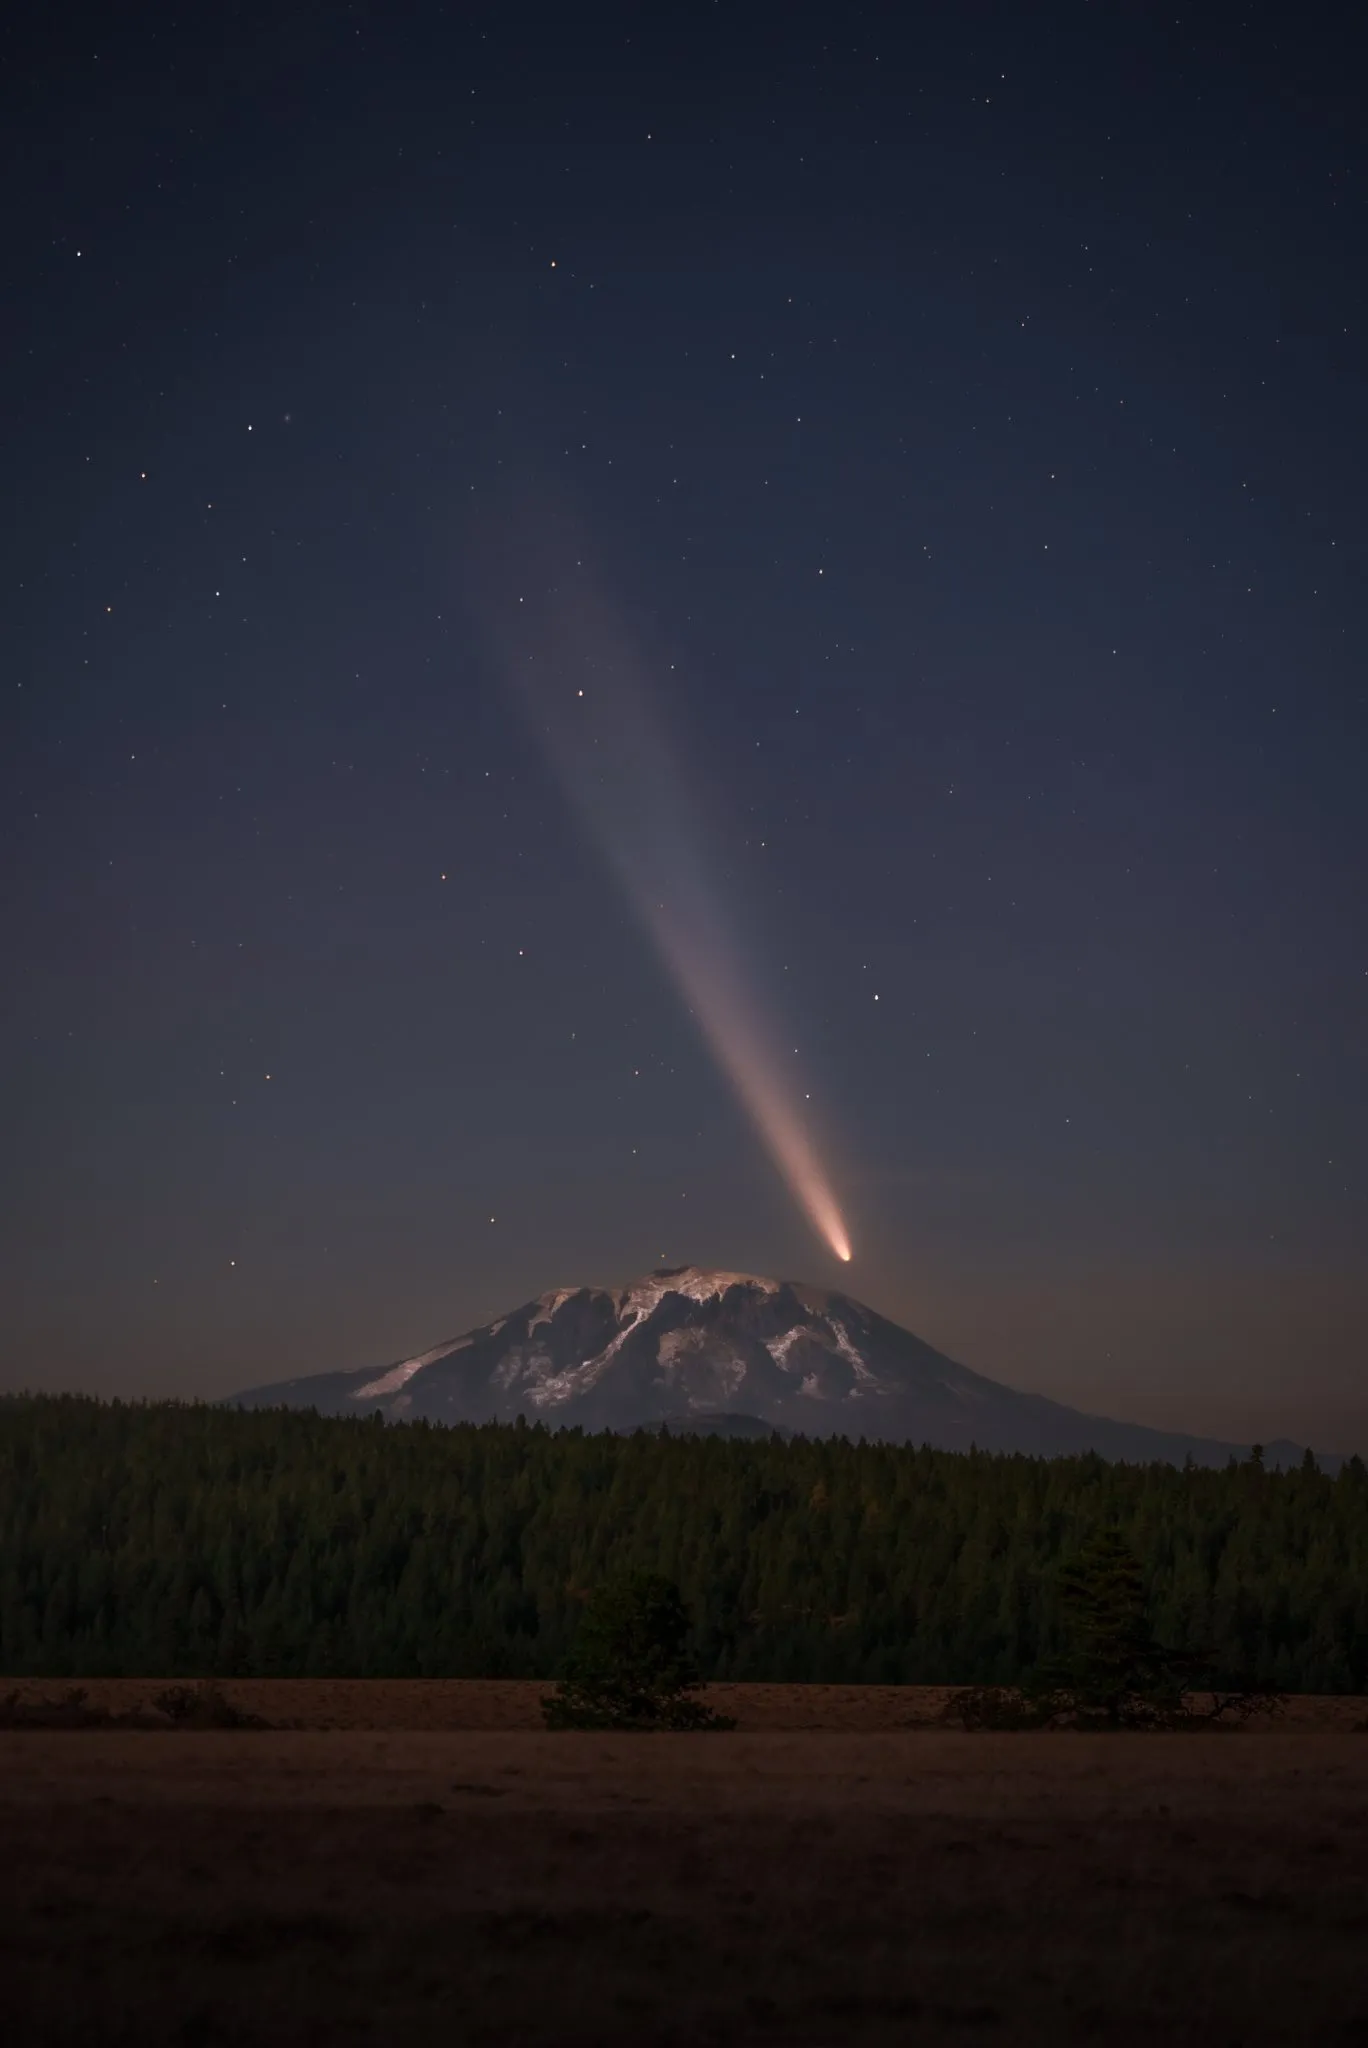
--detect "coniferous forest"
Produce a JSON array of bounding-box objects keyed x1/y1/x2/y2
[{"x1": 2, "y1": 1395, "x2": 1366, "y2": 1690}]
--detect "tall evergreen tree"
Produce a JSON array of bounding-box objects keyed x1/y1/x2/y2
[{"x1": 1048, "y1": 1529, "x2": 1188, "y2": 1724}]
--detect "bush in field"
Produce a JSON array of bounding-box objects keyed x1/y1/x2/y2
[{"x1": 542, "y1": 1573, "x2": 735, "y2": 1730}]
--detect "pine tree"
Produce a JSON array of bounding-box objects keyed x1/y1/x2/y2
[{"x1": 1048, "y1": 1529, "x2": 1188, "y2": 1725}]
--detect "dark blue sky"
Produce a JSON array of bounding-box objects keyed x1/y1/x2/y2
[{"x1": 3, "y1": 1, "x2": 1364, "y2": 1448}]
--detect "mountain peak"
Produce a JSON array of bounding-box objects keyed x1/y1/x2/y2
[{"x1": 231, "y1": 1266, "x2": 1334, "y2": 1471}]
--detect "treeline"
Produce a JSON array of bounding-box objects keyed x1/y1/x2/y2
[{"x1": 2, "y1": 1395, "x2": 1366, "y2": 1690}]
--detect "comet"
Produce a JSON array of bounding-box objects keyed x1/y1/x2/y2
[
  {"x1": 650, "y1": 899, "x2": 853, "y2": 1263},
  {"x1": 478, "y1": 525, "x2": 853, "y2": 1265}
]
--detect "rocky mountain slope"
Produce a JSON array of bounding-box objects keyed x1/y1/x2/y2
[{"x1": 231, "y1": 1266, "x2": 1326, "y2": 1469}]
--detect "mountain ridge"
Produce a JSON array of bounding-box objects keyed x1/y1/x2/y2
[{"x1": 230, "y1": 1265, "x2": 1334, "y2": 1471}]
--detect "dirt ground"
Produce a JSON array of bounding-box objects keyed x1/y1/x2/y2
[
  {"x1": 3, "y1": 1688, "x2": 1368, "y2": 2047},
  {"x1": 4, "y1": 1675, "x2": 1366, "y2": 1729}
]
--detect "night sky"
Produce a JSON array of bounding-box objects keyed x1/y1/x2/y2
[{"x1": 4, "y1": 2, "x2": 1364, "y2": 1451}]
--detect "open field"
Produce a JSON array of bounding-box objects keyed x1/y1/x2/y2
[
  {"x1": 4, "y1": 1676, "x2": 1367, "y2": 1730},
  {"x1": 3, "y1": 1689, "x2": 1368, "y2": 2046}
]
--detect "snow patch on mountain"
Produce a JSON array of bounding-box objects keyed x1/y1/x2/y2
[
  {"x1": 529, "y1": 1290, "x2": 579, "y2": 1332},
  {"x1": 353, "y1": 1336, "x2": 472, "y2": 1400},
  {"x1": 574, "y1": 1320, "x2": 641, "y2": 1386},
  {"x1": 617, "y1": 1267, "x2": 779, "y2": 1324},
  {"x1": 824, "y1": 1314, "x2": 878, "y2": 1386},
  {"x1": 765, "y1": 1327, "x2": 810, "y2": 1370},
  {"x1": 658, "y1": 1326, "x2": 749, "y2": 1401}
]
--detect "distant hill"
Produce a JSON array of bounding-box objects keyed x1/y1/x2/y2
[{"x1": 231, "y1": 1265, "x2": 1333, "y2": 1471}]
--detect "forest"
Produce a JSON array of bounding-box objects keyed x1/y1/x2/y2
[{"x1": 2, "y1": 1394, "x2": 1366, "y2": 1690}]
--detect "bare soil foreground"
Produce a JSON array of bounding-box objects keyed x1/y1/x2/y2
[
  {"x1": 3, "y1": 1686, "x2": 1368, "y2": 2047},
  {"x1": 4, "y1": 1676, "x2": 1367, "y2": 1730}
]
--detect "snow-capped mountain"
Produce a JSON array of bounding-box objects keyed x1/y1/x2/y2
[{"x1": 230, "y1": 1265, "x2": 1326, "y2": 1469}]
